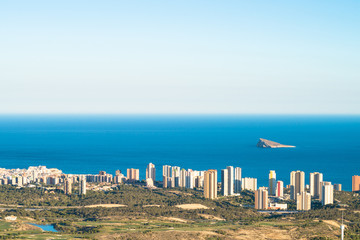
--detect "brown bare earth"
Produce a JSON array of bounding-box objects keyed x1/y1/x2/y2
[
  {"x1": 323, "y1": 220, "x2": 341, "y2": 228},
  {"x1": 94, "y1": 223, "x2": 340, "y2": 240},
  {"x1": 198, "y1": 214, "x2": 225, "y2": 221},
  {"x1": 234, "y1": 226, "x2": 293, "y2": 240},
  {"x1": 96, "y1": 231, "x2": 220, "y2": 240},
  {"x1": 161, "y1": 217, "x2": 188, "y2": 223},
  {"x1": 18, "y1": 224, "x2": 41, "y2": 231},
  {"x1": 143, "y1": 204, "x2": 161, "y2": 207}
]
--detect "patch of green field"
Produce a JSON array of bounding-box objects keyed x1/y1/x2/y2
[
  {"x1": 0, "y1": 221, "x2": 12, "y2": 230},
  {"x1": 257, "y1": 221, "x2": 296, "y2": 227}
]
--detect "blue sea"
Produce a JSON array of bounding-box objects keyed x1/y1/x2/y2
[{"x1": 0, "y1": 115, "x2": 359, "y2": 191}]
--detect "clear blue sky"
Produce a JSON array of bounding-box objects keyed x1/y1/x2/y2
[{"x1": 1, "y1": 0, "x2": 359, "y2": 114}]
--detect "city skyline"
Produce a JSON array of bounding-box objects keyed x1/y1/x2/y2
[{"x1": 1, "y1": 162, "x2": 348, "y2": 211}]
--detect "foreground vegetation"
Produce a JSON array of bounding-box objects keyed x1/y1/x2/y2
[{"x1": 0, "y1": 185, "x2": 359, "y2": 239}]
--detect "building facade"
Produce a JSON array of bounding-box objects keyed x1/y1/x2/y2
[
  {"x1": 321, "y1": 181, "x2": 334, "y2": 205},
  {"x1": 221, "y1": 169, "x2": 229, "y2": 196},
  {"x1": 234, "y1": 167, "x2": 242, "y2": 193},
  {"x1": 146, "y1": 163, "x2": 156, "y2": 182},
  {"x1": 275, "y1": 180, "x2": 284, "y2": 197},
  {"x1": 162, "y1": 165, "x2": 172, "y2": 178},
  {"x1": 204, "y1": 170, "x2": 217, "y2": 199},
  {"x1": 352, "y1": 175, "x2": 360, "y2": 192},
  {"x1": 310, "y1": 172, "x2": 323, "y2": 199},
  {"x1": 79, "y1": 176, "x2": 86, "y2": 195},
  {"x1": 296, "y1": 192, "x2": 311, "y2": 211},
  {"x1": 268, "y1": 170, "x2": 276, "y2": 196},
  {"x1": 290, "y1": 170, "x2": 305, "y2": 200},
  {"x1": 227, "y1": 166, "x2": 234, "y2": 195},
  {"x1": 241, "y1": 177, "x2": 257, "y2": 191},
  {"x1": 255, "y1": 187, "x2": 268, "y2": 210},
  {"x1": 334, "y1": 183, "x2": 342, "y2": 191},
  {"x1": 127, "y1": 168, "x2": 139, "y2": 181},
  {"x1": 64, "y1": 178, "x2": 72, "y2": 195}
]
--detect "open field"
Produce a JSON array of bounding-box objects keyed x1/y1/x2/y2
[
  {"x1": 175, "y1": 203, "x2": 209, "y2": 210},
  {"x1": 0, "y1": 218, "x2": 345, "y2": 240},
  {"x1": 0, "y1": 185, "x2": 359, "y2": 239}
]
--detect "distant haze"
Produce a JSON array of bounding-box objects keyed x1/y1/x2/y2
[{"x1": 1, "y1": 1, "x2": 359, "y2": 114}]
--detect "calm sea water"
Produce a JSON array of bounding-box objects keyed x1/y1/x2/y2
[{"x1": 0, "y1": 115, "x2": 359, "y2": 191}]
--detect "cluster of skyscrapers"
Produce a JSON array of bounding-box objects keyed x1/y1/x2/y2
[
  {"x1": 162, "y1": 165, "x2": 205, "y2": 189},
  {"x1": 2, "y1": 164, "x2": 358, "y2": 213},
  {"x1": 253, "y1": 170, "x2": 338, "y2": 211}
]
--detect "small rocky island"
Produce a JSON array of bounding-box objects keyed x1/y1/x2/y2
[{"x1": 257, "y1": 138, "x2": 295, "y2": 148}]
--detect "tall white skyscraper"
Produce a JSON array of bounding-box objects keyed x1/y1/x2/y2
[
  {"x1": 268, "y1": 170, "x2": 276, "y2": 196},
  {"x1": 180, "y1": 168, "x2": 187, "y2": 188},
  {"x1": 146, "y1": 163, "x2": 156, "y2": 182},
  {"x1": 221, "y1": 169, "x2": 229, "y2": 196},
  {"x1": 186, "y1": 170, "x2": 195, "y2": 189},
  {"x1": 321, "y1": 181, "x2": 334, "y2": 205},
  {"x1": 310, "y1": 172, "x2": 323, "y2": 199},
  {"x1": 234, "y1": 167, "x2": 242, "y2": 193},
  {"x1": 227, "y1": 166, "x2": 234, "y2": 195},
  {"x1": 79, "y1": 176, "x2": 86, "y2": 195},
  {"x1": 171, "y1": 166, "x2": 180, "y2": 187},
  {"x1": 162, "y1": 165, "x2": 171, "y2": 178}
]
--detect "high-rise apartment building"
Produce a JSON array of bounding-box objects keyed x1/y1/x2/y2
[
  {"x1": 127, "y1": 168, "x2": 139, "y2": 181},
  {"x1": 162, "y1": 165, "x2": 172, "y2": 188},
  {"x1": 241, "y1": 177, "x2": 257, "y2": 191},
  {"x1": 296, "y1": 192, "x2": 311, "y2": 211},
  {"x1": 180, "y1": 169, "x2": 187, "y2": 188},
  {"x1": 290, "y1": 171, "x2": 296, "y2": 186},
  {"x1": 334, "y1": 183, "x2": 342, "y2": 191},
  {"x1": 321, "y1": 181, "x2": 334, "y2": 205},
  {"x1": 310, "y1": 172, "x2": 323, "y2": 199},
  {"x1": 186, "y1": 170, "x2": 195, "y2": 189},
  {"x1": 268, "y1": 170, "x2": 276, "y2": 196},
  {"x1": 204, "y1": 170, "x2": 217, "y2": 199},
  {"x1": 195, "y1": 175, "x2": 204, "y2": 188},
  {"x1": 227, "y1": 166, "x2": 234, "y2": 195},
  {"x1": 64, "y1": 178, "x2": 72, "y2": 195},
  {"x1": 162, "y1": 165, "x2": 172, "y2": 178},
  {"x1": 290, "y1": 171, "x2": 305, "y2": 200},
  {"x1": 79, "y1": 176, "x2": 86, "y2": 195},
  {"x1": 275, "y1": 180, "x2": 284, "y2": 197},
  {"x1": 146, "y1": 163, "x2": 156, "y2": 182},
  {"x1": 255, "y1": 187, "x2": 268, "y2": 210},
  {"x1": 221, "y1": 169, "x2": 229, "y2": 196},
  {"x1": 234, "y1": 167, "x2": 242, "y2": 193},
  {"x1": 171, "y1": 166, "x2": 180, "y2": 187},
  {"x1": 352, "y1": 175, "x2": 360, "y2": 192},
  {"x1": 221, "y1": 166, "x2": 234, "y2": 196},
  {"x1": 163, "y1": 176, "x2": 171, "y2": 188}
]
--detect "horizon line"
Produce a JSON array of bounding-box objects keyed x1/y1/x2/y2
[{"x1": 0, "y1": 113, "x2": 359, "y2": 116}]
